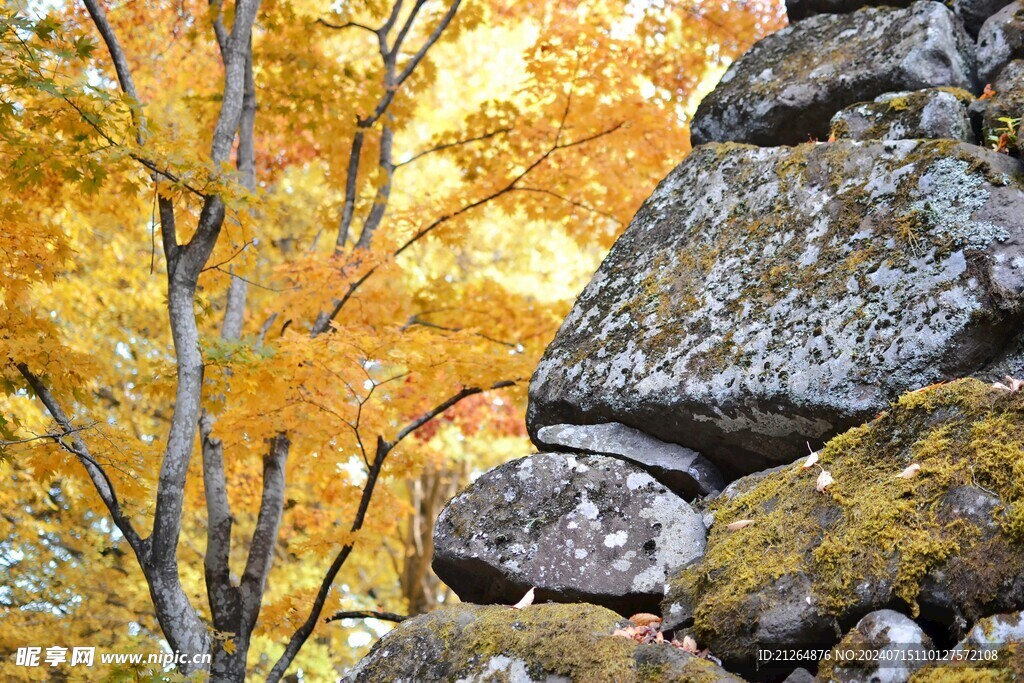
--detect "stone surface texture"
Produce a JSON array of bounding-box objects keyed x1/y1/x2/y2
[
  {"x1": 432, "y1": 453, "x2": 706, "y2": 615},
  {"x1": 955, "y1": 0, "x2": 1015, "y2": 36},
  {"x1": 534, "y1": 422, "x2": 724, "y2": 499},
  {"x1": 690, "y1": 1, "x2": 977, "y2": 146},
  {"x1": 830, "y1": 89, "x2": 976, "y2": 142},
  {"x1": 528, "y1": 140, "x2": 1024, "y2": 476},
  {"x1": 785, "y1": 0, "x2": 914, "y2": 22}
]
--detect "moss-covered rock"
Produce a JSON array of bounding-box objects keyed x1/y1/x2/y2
[
  {"x1": 690, "y1": 1, "x2": 976, "y2": 146},
  {"x1": 661, "y1": 379, "x2": 1024, "y2": 675},
  {"x1": 342, "y1": 603, "x2": 745, "y2": 683},
  {"x1": 528, "y1": 139, "x2": 1024, "y2": 477},
  {"x1": 830, "y1": 89, "x2": 975, "y2": 143}
]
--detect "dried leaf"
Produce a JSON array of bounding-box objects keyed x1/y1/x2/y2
[
  {"x1": 801, "y1": 451, "x2": 819, "y2": 469},
  {"x1": 897, "y1": 463, "x2": 921, "y2": 479},
  {"x1": 629, "y1": 613, "x2": 662, "y2": 628},
  {"x1": 726, "y1": 519, "x2": 755, "y2": 531},
  {"x1": 681, "y1": 635, "x2": 699, "y2": 654},
  {"x1": 991, "y1": 376, "x2": 1024, "y2": 393},
  {"x1": 511, "y1": 587, "x2": 535, "y2": 610},
  {"x1": 816, "y1": 469, "x2": 834, "y2": 493},
  {"x1": 980, "y1": 83, "x2": 996, "y2": 100}
]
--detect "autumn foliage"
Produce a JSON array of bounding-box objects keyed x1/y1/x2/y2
[{"x1": 0, "y1": 0, "x2": 781, "y2": 680}]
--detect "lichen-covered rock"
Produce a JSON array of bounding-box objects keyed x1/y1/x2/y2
[
  {"x1": 830, "y1": 89, "x2": 975, "y2": 143},
  {"x1": 534, "y1": 423, "x2": 724, "y2": 500},
  {"x1": 528, "y1": 140, "x2": 1024, "y2": 476},
  {"x1": 342, "y1": 603, "x2": 746, "y2": 683},
  {"x1": 432, "y1": 453, "x2": 706, "y2": 615},
  {"x1": 661, "y1": 379, "x2": 1024, "y2": 675},
  {"x1": 977, "y1": 1, "x2": 1024, "y2": 85},
  {"x1": 818, "y1": 610, "x2": 932, "y2": 683},
  {"x1": 955, "y1": 0, "x2": 1015, "y2": 37},
  {"x1": 979, "y1": 60, "x2": 1024, "y2": 154},
  {"x1": 689, "y1": 2, "x2": 976, "y2": 147},
  {"x1": 785, "y1": 0, "x2": 915, "y2": 22}
]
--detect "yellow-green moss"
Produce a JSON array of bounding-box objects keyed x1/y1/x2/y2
[
  {"x1": 668, "y1": 379, "x2": 1024, "y2": 653},
  {"x1": 354, "y1": 603, "x2": 741, "y2": 683}
]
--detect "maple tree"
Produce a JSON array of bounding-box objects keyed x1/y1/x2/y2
[{"x1": 0, "y1": 0, "x2": 780, "y2": 680}]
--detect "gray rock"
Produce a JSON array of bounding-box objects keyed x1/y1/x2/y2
[
  {"x1": 978, "y1": 1, "x2": 1024, "y2": 85},
  {"x1": 830, "y1": 89, "x2": 976, "y2": 143},
  {"x1": 534, "y1": 422, "x2": 724, "y2": 500},
  {"x1": 432, "y1": 453, "x2": 706, "y2": 616},
  {"x1": 528, "y1": 140, "x2": 1024, "y2": 477},
  {"x1": 661, "y1": 379, "x2": 1024, "y2": 675},
  {"x1": 342, "y1": 603, "x2": 746, "y2": 683},
  {"x1": 820, "y1": 610, "x2": 932, "y2": 683},
  {"x1": 955, "y1": 0, "x2": 1015, "y2": 37},
  {"x1": 785, "y1": 0, "x2": 914, "y2": 23},
  {"x1": 690, "y1": 1, "x2": 977, "y2": 147}
]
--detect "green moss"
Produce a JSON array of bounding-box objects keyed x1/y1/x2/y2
[
  {"x1": 668, "y1": 379, "x2": 1024, "y2": 653},
  {"x1": 886, "y1": 96, "x2": 910, "y2": 112}
]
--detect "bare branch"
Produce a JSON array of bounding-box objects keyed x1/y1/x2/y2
[
  {"x1": 316, "y1": 18, "x2": 378, "y2": 35},
  {"x1": 394, "y1": 127, "x2": 511, "y2": 169},
  {"x1": 326, "y1": 610, "x2": 408, "y2": 624},
  {"x1": 511, "y1": 187, "x2": 624, "y2": 225}
]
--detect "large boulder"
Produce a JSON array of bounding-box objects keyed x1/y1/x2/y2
[
  {"x1": 690, "y1": 1, "x2": 977, "y2": 147},
  {"x1": 342, "y1": 603, "x2": 745, "y2": 683},
  {"x1": 432, "y1": 453, "x2": 706, "y2": 615},
  {"x1": 978, "y1": 1, "x2": 1024, "y2": 85},
  {"x1": 528, "y1": 140, "x2": 1024, "y2": 476},
  {"x1": 829, "y1": 89, "x2": 976, "y2": 143},
  {"x1": 661, "y1": 379, "x2": 1024, "y2": 675},
  {"x1": 534, "y1": 422, "x2": 724, "y2": 499}
]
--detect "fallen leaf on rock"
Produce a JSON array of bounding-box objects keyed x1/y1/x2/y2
[
  {"x1": 680, "y1": 635, "x2": 699, "y2": 654},
  {"x1": 613, "y1": 623, "x2": 662, "y2": 644},
  {"x1": 629, "y1": 613, "x2": 662, "y2": 628},
  {"x1": 980, "y1": 83, "x2": 996, "y2": 100},
  {"x1": 726, "y1": 519, "x2": 754, "y2": 531},
  {"x1": 816, "y1": 469, "x2": 834, "y2": 493},
  {"x1": 897, "y1": 463, "x2": 921, "y2": 479},
  {"x1": 992, "y1": 376, "x2": 1024, "y2": 393},
  {"x1": 801, "y1": 451, "x2": 819, "y2": 469},
  {"x1": 511, "y1": 587, "x2": 535, "y2": 610}
]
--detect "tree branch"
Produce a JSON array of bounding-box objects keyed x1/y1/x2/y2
[
  {"x1": 13, "y1": 363, "x2": 145, "y2": 556},
  {"x1": 394, "y1": 127, "x2": 511, "y2": 169},
  {"x1": 200, "y1": 413, "x2": 239, "y2": 628},
  {"x1": 326, "y1": 610, "x2": 408, "y2": 624},
  {"x1": 266, "y1": 380, "x2": 516, "y2": 682}
]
